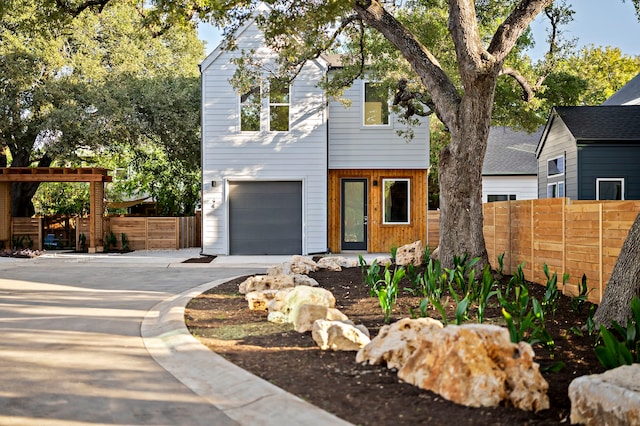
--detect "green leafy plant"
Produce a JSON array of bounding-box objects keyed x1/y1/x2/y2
[
  {"x1": 121, "y1": 233, "x2": 129, "y2": 251},
  {"x1": 496, "y1": 252, "x2": 505, "y2": 278},
  {"x1": 477, "y1": 265, "x2": 499, "y2": 323},
  {"x1": 78, "y1": 233, "x2": 87, "y2": 251},
  {"x1": 541, "y1": 264, "x2": 564, "y2": 317},
  {"x1": 422, "y1": 246, "x2": 431, "y2": 265},
  {"x1": 359, "y1": 255, "x2": 381, "y2": 297},
  {"x1": 11, "y1": 235, "x2": 25, "y2": 250},
  {"x1": 390, "y1": 246, "x2": 398, "y2": 263},
  {"x1": 570, "y1": 274, "x2": 593, "y2": 314},
  {"x1": 104, "y1": 231, "x2": 117, "y2": 252},
  {"x1": 595, "y1": 296, "x2": 640, "y2": 369},
  {"x1": 403, "y1": 263, "x2": 422, "y2": 295},
  {"x1": 372, "y1": 265, "x2": 406, "y2": 323}
]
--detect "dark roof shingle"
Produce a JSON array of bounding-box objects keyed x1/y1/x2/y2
[
  {"x1": 554, "y1": 106, "x2": 640, "y2": 140},
  {"x1": 482, "y1": 126, "x2": 540, "y2": 175}
]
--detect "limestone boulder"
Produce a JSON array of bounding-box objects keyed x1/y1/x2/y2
[
  {"x1": 294, "y1": 304, "x2": 349, "y2": 333},
  {"x1": 395, "y1": 240, "x2": 424, "y2": 267},
  {"x1": 312, "y1": 319, "x2": 371, "y2": 351},
  {"x1": 369, "y1": 256, "x2": 393, "y2": 267},
  {"x1": 275, "y1": 285, "x2": 336, "y2": 325},
  {"x1": 316, "y1": 256, "x2": 359, "y2": 271},
  {"x1": 293, "y1": 274, "x2": 319, "y2": 287},
  {"x1": 398, "y1": 324, "x2": 549, "y2": 412},
  {"x1": 265, "y1": 288, "x2": 294, "y2": 314},
  {"x1": 238, "y1": 274, "x2": 294, "y2": 294},
  {"x1": 267, "y1": 262, "x2": 291, "y2": 276},
  {"x1": 569, "y1": 364, "x2": 640, "y2": 425},
  {"x1": 245, "y1": 289, "x2": 279, "y2": 311},
  {"x1": 356, "y1": 317, "x2": 443, "y2": 370},
  {"x1": 290, "y1": 255, "x2": 318, "y2": 274}
]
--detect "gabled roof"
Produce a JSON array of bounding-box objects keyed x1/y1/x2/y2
[
  {"x1": 482, "y1": 126, "x2": 540, "y2": 176},
  {"x1": 602, "y1": 73, "x2": 640, "y2": 106},
  {"x1": 536, "y1": 106, "x2": 640, "y2": 156}
]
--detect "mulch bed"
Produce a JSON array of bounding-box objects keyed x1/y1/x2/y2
[
  {"x1": 182, "y1": 255, "x2": 217, "y2": 263},
  {"x1": 185, "y1": 265, "x2": 605, "y2": 426}
]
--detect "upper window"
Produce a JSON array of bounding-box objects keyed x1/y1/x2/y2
[
  {"x1": 269, "y1": 79, "x2": 290, "y2": 131},
  {"x1": 487, "y1": 194, "x2": 516, "y2": 203},
  {"x1": 597, "y1": 178, "x2": 624, "y2": 200},
  {"x1": 547, "y1": 155, "x2": 565, "y2": 177},
  {"x1": 547, "y1": 182, "x2": 565, "y2": 198},
  {"x1": 383, "y1": 179, "x2": 410, "y2": 224},
  {"x1": 240, "y1": 86, "x2": 261, "y2": 132},
  {"x1": 364, "y1": 82, "x2": 389, "y2": 126}
]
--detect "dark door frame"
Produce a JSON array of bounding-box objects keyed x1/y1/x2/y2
[{"x1": 340, "y1": 178, "x2": 368, "y2": 251}]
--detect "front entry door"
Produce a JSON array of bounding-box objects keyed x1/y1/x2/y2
[{"x1": 341, "y1": 179, "x2": 367, "y2": 251}]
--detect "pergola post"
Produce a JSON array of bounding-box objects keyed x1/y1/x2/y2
[
  {"x1": 0, "y1": 182, "x2": 10, "y2": 250},
  {"x1": 89, "y1": 181, "x2": 105, "y2": 253}
]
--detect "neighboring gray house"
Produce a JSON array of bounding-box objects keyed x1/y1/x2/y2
[
  {"x1": 535, "y1": 106, "x2": 640, "y2": 200},
  {"x1": 199, "y1": 5, "x2": 430, "y2": 255},
  {"x1": 602, "y1": 73, "x2": 640, "y2": 106},
  {"x1": 482, "y1": 126, "x2": 541, "y2": 203}
]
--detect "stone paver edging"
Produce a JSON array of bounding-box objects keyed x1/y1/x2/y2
[{"x1": 141, "y1": 277, "x2": 352, "y2": 426}]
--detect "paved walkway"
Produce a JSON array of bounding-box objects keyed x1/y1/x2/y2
[{"x1": 0, "y1": 250, "x2": 352, "y2": 425}]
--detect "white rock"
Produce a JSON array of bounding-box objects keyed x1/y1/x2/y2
[
  {"x1": 275, "y1": 285, "x2": 336, "y2": 325},
  {"x1": 245, "y1": 289, "x2": 279, "y2": 311},
  {"x1": 398, "y1": 324, "x2": 549, "y2": 412},
  {"x1": 294, "y1": 304, "x2": 349, "y2": 333},
  {"x1": 316, "y1": 256, "x2": 359, "y2": 271},
  {"x1": 312, "y1": 320, "x2": 371, "y2": 351},
  {"x1": 267, "y1": 262, "x2": 291, "y2": 276},
  {"x1": 395, "y1": 240, "x2": 424, "y2": 267},
  {"x1": 238, "y1": 274, "x2": 294, "y2": 294},
  {"x1": 293, "y1": 274, "x2": 319, "y2": 287},
  {"x1": 289, "y1": 255, "x2": 318, "y2": 274},
  {"x1": 569, "y1": 364, "x2": 640, "y2": 425},
  {"x1": 356, "y1": 317, "x2": 443, "y2": 370}
]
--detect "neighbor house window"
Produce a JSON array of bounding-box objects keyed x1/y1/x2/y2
[
  {"x1": 363, "y1": 82, "x2": 389, "y2": 126},
  {"x1": 547, "y1": 155, "x2": 565, "y2": 177},
  {"x1": 547, "y1": 182, "x2": 565, "y2": 198},
  {"x1": 269, "y1": 78, "x2": 289, "y2": 131},
  {"x1": 597, "y1": 178, "x2": 624, "y2": 200},
  {"x1": 383, "y1": 179, "x2": 410, "y2": 224},
  {"x1": 240, "y1": 86, "x2": 261, "y2": 132},
  {"x1": 487, "y1": 194, "x2": 516, "y2": 202}
]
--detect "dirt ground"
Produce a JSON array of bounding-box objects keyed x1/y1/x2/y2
[{"x1": 185, "y1": 265, "x2": 604, "y2": 426}]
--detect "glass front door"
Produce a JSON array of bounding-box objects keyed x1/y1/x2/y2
[{"x1": 341, "y1": 179, "x2": 367, "y2": 251}]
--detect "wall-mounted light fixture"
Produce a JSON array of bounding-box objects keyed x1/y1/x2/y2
[
  {"x1": 212, "y1": 181, "x2": 217, "y2": 187},
  {"x1": 373, "y1": 180, "x2": 378, "y2": 186}
]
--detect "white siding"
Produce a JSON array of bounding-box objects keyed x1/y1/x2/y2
[
  {"x1": 328, "y1": 81, "x2": 430, "y2": 169},
  {"x1": 482, "y1": 175, "x2": 538, "y2": 203},
  {"x1": 201, "y1": 22, "x2": 328, "y2": 255}
]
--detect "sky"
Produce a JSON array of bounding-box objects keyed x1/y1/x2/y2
[{"x1": 198, "y1": 1, "x2": 640, "y2": 60}]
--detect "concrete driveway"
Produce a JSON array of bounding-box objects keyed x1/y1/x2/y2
[{"x1": 0, "y1": 250, "x2": 351, "y2": 426}]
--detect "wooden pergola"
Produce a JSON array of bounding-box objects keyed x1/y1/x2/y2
[{"x1": 0, "y1": 167, "x2": 112, "y2": 253}]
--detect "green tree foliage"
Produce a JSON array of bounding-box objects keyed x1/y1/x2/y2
[{"x1": 0, "y1": 0, "x2": 203, "y2": 215}]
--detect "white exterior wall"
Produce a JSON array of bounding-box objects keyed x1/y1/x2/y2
[
  {"x1": 482, "y1": 175, "x2": 538, "y2": 203},
  {"x1": 200, "y1": 22, "x2": 328, "y2": 255},
  {"x1": 328, "y1": 81, "x2": 430, "y2": 169}
]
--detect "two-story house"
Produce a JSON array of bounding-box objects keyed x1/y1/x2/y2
[{"x1": 200, "y1": 6, "x2": 430, "y2": 255}]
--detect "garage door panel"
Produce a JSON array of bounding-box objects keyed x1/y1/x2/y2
[{"x1": 229, "y1": 181, "x2": 302, "y2": 255}]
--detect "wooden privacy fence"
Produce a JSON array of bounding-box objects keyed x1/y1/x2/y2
[
  {"x1": 483, "y1": 198, "x2": 640, "y2": 304},
  {"x1": 11, "y1": 218, "x2": 43, "y2": 250},
  {"x1": 77, "y1": 216, "x2": 201, "y2": 251}
]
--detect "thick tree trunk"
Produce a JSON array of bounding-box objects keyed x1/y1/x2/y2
[
  {"x1": 593, "y1": 211, "x2": 640, "y2": 328},
  {"x1": 9, "y1": 150, "x2": 51, "y2": 217},
  {"x1": 437, "y1": 79, "x2": 495, "y2": 269}
]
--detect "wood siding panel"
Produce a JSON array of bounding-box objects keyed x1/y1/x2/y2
[
  {"x1": 538, "y1": 118, "x2": 577, "y2": 199},
  {"x1": 577, "y1": 144, "x2": 640, "y2": 200},
  {"x1": 328, "y1": 81, "x2": 430, "y2": 170},
  {"x1": 328, "y1": 169, "x2": 427, "y2": 253},
  {"x1": 201, "y1": 21, "x2": 328, "y2": 255}
]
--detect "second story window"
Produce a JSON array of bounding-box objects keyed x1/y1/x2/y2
[
  {"x1": 547, "y1": 155, "x2": 565, "y2": 177},
  {"x1": 364, "y1": 82, "x2": 389, "y2": 126},
  {"x1": 269, "y1": 79, "x2": 289, "y2": 131},
  {"x1": 240, "y1": 86, "x2": 261, "y2": 132}
]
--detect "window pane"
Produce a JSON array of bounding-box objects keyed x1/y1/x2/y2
[
  {"x1": 270, "y1": 106, "x2": 289, "y2": 131},
  {"x1": 383, "y1": 179, "x2": 409, "y2": 223},
  {"x1": 547, "y1": 184, "x2": 556, "y2": 198},
  {"x1": 269, "y1": 79, "x2": 289, "y2": 131},
  {"x1": 488, "y1": 195, "x2": 511, "y2": 202},
  {"x1": 270, "y1": 79, "x2": 289, "y2": 103},
  {"x1": 548, "y1": 156, "x2": 564, "y2": 176},
  {"x1": 599, "y1": 180, "x2": 623, "y2": 200},
  {"x1": 364, "y1": 82, "x2": 389, "y2": 125},
  {"x1": 240, "y1": 87, "x2": 260, "y2": 132}
]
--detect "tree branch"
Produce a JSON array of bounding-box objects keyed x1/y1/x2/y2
[
  {"x1": 54, "y1": 0, "x2": 110, "y2": 17},
  {"x1": 353, "y1": 0, "x2": 459, "y2": 128},
  {"x1": 447, "y1": 0, "x2": 490, "y2": 74},
  {"x1": 488, "y1": 0, "x2": 553, "y2": 62},
  {"x1": 499, "y1": 67, "x2": 535, "y2": 101}
]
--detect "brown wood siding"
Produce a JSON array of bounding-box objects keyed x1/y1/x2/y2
[{"x1": 328, "y1": 169, "x2": 428, "y2": 253}]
